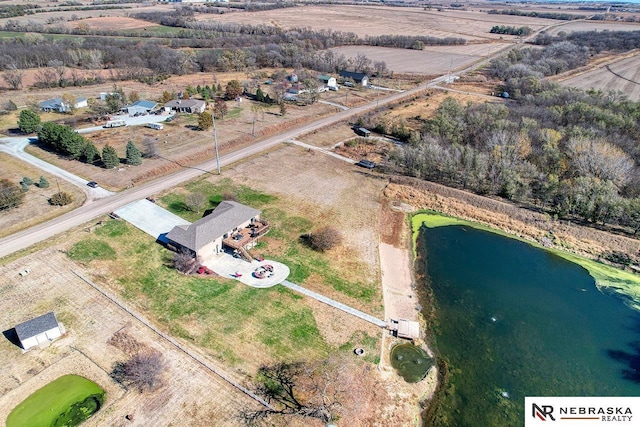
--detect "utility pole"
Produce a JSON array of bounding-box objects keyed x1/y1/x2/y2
[{"x1": 213, "y1": 114, "x2": 220, "y2": 175}]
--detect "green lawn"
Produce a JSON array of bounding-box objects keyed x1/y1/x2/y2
[{"x1": 7, "y1": 375, "x2": 104, "y2": 427}]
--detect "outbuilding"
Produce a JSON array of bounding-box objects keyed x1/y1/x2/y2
[
  {"x1": 125, "y1": 100, "x2": 158, "y2": 116},
  {"x1": 339, "y1": 71, "x2": 369, "y2": 87},
  {"x1": 14, "y1": 312, "x2": 63, "y2": 350}
]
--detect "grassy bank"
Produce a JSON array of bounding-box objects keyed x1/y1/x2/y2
[{"x1": 412, "y1": 211, "x2": 640, "y2": 311}]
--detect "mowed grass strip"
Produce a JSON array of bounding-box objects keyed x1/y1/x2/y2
[{"x1": 7, "y1": 374, "x2": 104, "y2": 427}]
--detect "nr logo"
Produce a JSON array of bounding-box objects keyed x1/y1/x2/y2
[{"x1": 533, "y1": 403, "x2": 556, "y2": 421}]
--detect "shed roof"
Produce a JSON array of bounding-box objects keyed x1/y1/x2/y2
[
  {"x1": 397, "y1": 319, "x2": 420, "y2": 340},
  {"x1": 164, "y1": 99, "x2": 206, "y2": 109},
  {"x1": 166, "y1": 201, "x2": 261, "y2": 252},
  {"x1": 339, "y1": 71, "x2": 368, "y2": 82},
  {"x1": 127, "y1": 100, "x2": 158, "y2": 110},
  {"x1": 15, "y1": 312, "x2": 59, "y2": 341}
]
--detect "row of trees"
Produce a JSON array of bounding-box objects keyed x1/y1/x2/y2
[
  {"x1": 489, "y1": 26, "x2": 532, "y2": 36},
  {"x1": 36, "y1": 122, "x2": 142, "y2": 168}
]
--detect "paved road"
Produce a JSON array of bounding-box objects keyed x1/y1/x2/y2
[{"x1": 282, "y1": 280, "x2": 387, "y2": 328}]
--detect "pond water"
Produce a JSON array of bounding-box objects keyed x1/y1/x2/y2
[
  {"x1": 390, "y1": 343, "x2": 433, "y2": 383},
  {"x1": 419, "y1": 225, "x2": 640, "y2": 426}
]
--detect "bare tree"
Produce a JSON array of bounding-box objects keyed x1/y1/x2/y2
[
  {"x1": 112, "y1": 350, "x2": 165, "y2": 393},
  {"x1": 241, "y1": 359, "x2": 344, "y2": 424},
  {"x1": 173, "y1": 248, "x2": 197, "y2": 273},
  {"x1": 185, "y1": 192, "x2": 207, "y2": 213},
  {"x1": 143, "y1": 137, "x2": 159, "y2": 158},
  {"x1": 308, "y1": 226, "x2": 342, "y2": 252},
  {"x1": 3, "y1": 65, "x2": 24, "y2": 90},
  {"x1": 35, "y1": 67, "x2": 58, "y2": 88}
]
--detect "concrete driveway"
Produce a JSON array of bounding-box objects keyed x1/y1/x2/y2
[
  {"x1": 113, "y1": 199, "x2": 189, "y2": 241},
  {"x1": 200, "y1": 254, "x2": 290, "y2": 288}
]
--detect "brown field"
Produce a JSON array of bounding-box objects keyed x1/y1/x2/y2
[
  {"x1": 61, "y1": 16, "x2": 162, "y2": 31},
  {"x1": 558, "y1": 52, "x2": 640, "y2": 102},
  {"x1": 198, "y1": 5, "x2": 557, "y2": 41},
  {"x1": 330, "y1": 43, "x2": 510, "y2": 75},
  {"x1": 544, "y1": 20, "x2": 640, "y2": 36},
  {"x1": 0, "y1": 153, "x2": 86, "y2": 238}
]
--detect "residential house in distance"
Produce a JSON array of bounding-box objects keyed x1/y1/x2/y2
[
  {"x1": 318, "y1": 75, "x2": 337, "y2": 89},
  {"x1": 39, "y1": 97, "x2": 88, "y2": 113},
  {"x1": 14, "y1": 312, "x2": 64, "y2": 350},
  {"x1": 164, "y1": 99, "x2": 206, "y2": 114},
  {"x1": 339, "y1": 71, "x2": 369, "y2": 87},
  {"x1": 166, "y1": 200, "x2": 269, "y2": 261},
  {"x1": 125, "y1": 100, "x2": 158, "y2": 116}
]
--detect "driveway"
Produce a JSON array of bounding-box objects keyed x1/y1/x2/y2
[{"x1": 113, "y1": 199, "x2": 189, "y2": 242}]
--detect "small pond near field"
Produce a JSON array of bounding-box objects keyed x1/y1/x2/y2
[
  {"x1": 418, "y1": 222, "x2": 640, "y2": 427},
  {"x1": 7, "y1": 374, "x2": 105, "y2": 427}
]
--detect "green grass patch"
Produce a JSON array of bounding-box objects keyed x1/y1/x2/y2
[
  {"x1": 7, "y1": 374, "x2": 104, "y2": 427},
  {"x1": 412, "y1": 211, "x2": 640, "y2": 311},
  {"x1": 67, "y1": 238, "x2": 116, "y2": 263},
  {"x1": 94, "y1": 219, "x2": 129, "y2": 238},
  {"x1": 226, "y1": 107, "x2": 243, "y2": 119}
]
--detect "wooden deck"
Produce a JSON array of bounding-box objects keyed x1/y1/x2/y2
[{"x1": 223, "y1": 220, "x2": 270, "y2": 251}]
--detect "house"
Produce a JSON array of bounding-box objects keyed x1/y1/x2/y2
[
  {"x1": 318, "y1": 75, "x2": 337, "y2": 89},
  {"x1": 39, "y1": 97, "x2": 88, "y2": 113},
  {"x1": 339, "y1": 71, "x2": 369, "y2": 87},
  {"x1": 125, "y1": 100, "x2": 158, "y2": 116},
  {"x1": 166, "y1": 200, "x2": 269, "y2": 260},
  {"x1": 164, "y1": 99, "x2": 206, "y2": 114},
  {"x1": 14, "y1": 312, "x2": 63, "y2": 350}
]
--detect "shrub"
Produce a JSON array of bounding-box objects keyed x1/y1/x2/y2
[
  {"x1": 21, "y1": 176, "x2": 33, "y2": 186},
  {"x1": 0, "y1": 179, "x2": 24, "y2": 209},
  {"x1": 112, "y1": 350, "x2": 165, "y2": 393},
  {"x1": 37, "y1": 176, "x2": 50, "y2": 188},
  {"x1": 309, "y1": 226, "x2": 343, "y2": 252},
  {"x1": 49, "y1": 191, "x2": 73, "y2": 206}
]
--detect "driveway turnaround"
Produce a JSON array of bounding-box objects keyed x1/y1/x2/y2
[
  {"x1": 201, "y1": 255, "x2": 290, "y2": 288},
  {"x1": 113, "y1": 199, "x2": 189, "y2": 242}
]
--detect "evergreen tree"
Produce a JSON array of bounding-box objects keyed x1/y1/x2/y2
[
  {"x1": 102, "y1": 144, "x2": 119, "y2": 169},
  {"x1": 17, "y1": 109, "x2": 41, "y2": 133},
  {"x1": 126, "y1": 141, "x2": 142, "y2": 165},
  {"x1": 83, "y1": 143, "x2": 101, "y2": 165},
  {"x1": 37, "y1": 176, "x2": 50, "y2": 188}
]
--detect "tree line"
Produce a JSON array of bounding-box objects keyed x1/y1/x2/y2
[
  {"x1": 489, "y1": 25, "x2": 532, "y2": 36},
  {"x1": 487, "y1": 9, "x2": 587, "y2": 21}
]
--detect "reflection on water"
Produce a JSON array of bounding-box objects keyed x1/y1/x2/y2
[{"x1": 419, "y1": 225, "x2": 640, "y2": 426}]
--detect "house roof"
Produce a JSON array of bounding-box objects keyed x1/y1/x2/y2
[
  {"x1": 15, "y1": 312, "x2": 59, "y2": 341},
  {"x1": 164, "y1": 99, "x2": 206, "y2": 109},
  {"x1": 39, "y1": 97, "x2": 87, "y2": 109},
  {"x1": 166, "y1": 201, "x2": 261, "y2": 252},
  {"x1": 339, "y1": 71, "x2": 368, "y2": 82},
  {"x1": 127, "y1": 100, "x2": 158, "y2": 110},
  {"x1": 318, "y1": 75, "x2": 334, "y2": 82}
]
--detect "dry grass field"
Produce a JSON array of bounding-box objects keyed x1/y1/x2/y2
[
  {"x1": 544, "y1": 21, "x2": 640, "y2": 36},
  {"x1": 198, "y1": 5, "x2": 557, "y2": 41},
  {"x1": 60, "y1": 16, "x2": 162, "y2": 31},
  {"x1": 558, "y1": 52, "x2": 640, "y2": 102}
]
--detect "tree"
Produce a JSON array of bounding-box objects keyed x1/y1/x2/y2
[
  {"x1": 125, "y1": 141, "x2": 142, "y2": 166},
  {"x1": 185, "y1": 192, "x2": 207, "y2": 213},
  {"x1": 279, "y1": 102, "x2": 287, "y2": 117},
  {"x1": 0, "y1": 179, "x2": 24, "y2": 210},
  {"x1": 224, "y1": 79, "x2": 243, "y2": 100},
  {"x1": 102, "y1": 144, "x2": 119, "y2": 169},
  {"x1": 17, "y1": 109, "x2": 41, "y2": 134},
  {"x1": 197, "y1": 111, "x2": 213, "y2": 130},
  {"x1": 49, "y1": 191, "x2": 73, "y2": 206},
  {"x1": 83, "y1": 143, "x2": 101, "y2": 165},
  {"x1": 3, "y1": 65, "x2": 24, "y2": 90},
  {"x1": 61, "y1": 93, "x2": 76, "y2": 114},
  {"x1": 143, "y1": 137, "x2": 159, "y2": 158},
  {"x1": 112, "y1": 350, "x2": 165, "y2": 393},
  {"x1": 37, "y1": 176, "x2": 50, "y2": 188},
  {"x1": 242, "y1": 359, "x2": 344, "y2": 424},
  {"x1": 213, "y1": 99, "x2": 227, "y2": 120},
  {"x1": 173, "y1": 248, "x2": 196, "y2": 273},
  {"x1": 308, "y1": 226, "x2": 342, "y2": 252}
]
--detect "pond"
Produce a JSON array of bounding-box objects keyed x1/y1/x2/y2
[
  {"x1": 390, "y1": 343, "x2": 433, "y2": 383},
  {"x1": 417, "y1": 220, "x2": 640, "y2": 426},
  {"x1": 7, "y1": 374, "x2": 105, "y2": 427}
]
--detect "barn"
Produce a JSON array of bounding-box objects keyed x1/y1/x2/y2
[{"x1": 14, "y1": 312, "x2": 63, "y2": 350}]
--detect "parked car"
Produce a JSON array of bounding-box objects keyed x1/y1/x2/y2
[
  {"x1": 356, "y1": 159, "x2": 375, "y2": 169},
  {"x1": 87, "y1": 181, "x2": 99, "y2": 188}
]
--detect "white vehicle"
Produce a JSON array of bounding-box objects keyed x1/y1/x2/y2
[
  {"x1": 104, "y1": 119, "x2": 126, "y2": 128},
  {"x1": 329, "y1": 85, "x2": 339, "y2": 91},
  {"x1": 146, "y1": 123, "x2": 163, "y2": 130}
]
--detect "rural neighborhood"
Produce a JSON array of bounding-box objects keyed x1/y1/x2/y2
[{"x1": 2, "y1": 0, "x2": 640, "y2": 425}]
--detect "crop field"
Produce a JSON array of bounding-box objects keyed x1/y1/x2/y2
[
  {"x1": 559, "y1": 53, "x2": 640, "y2": 102},
  {"x1": 60, "y1": 16, "x2": 162, "y2": 31},
  {"x1": 197, "y1": 5, "x2": 556, "y2": 41},
  {"x1": 544, "y1": 21, "x2": 640, "y2": 36},
  {"x1": 330, "y1": 43, "x2": 511, "y2": 75}
]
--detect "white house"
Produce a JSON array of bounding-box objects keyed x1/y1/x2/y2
[
  {"x1": 39, "y1": 97, "x2": 88, "y2": 113},
  {"x1": 318, "y1": 75, "x2": 337, "y2": 89},
  {"x1": 14, "y1": 312, "x2": 63, "y2": 350}
]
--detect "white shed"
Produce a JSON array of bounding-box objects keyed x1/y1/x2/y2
[{"x1": 14, "y1": 312, "x2": 63, "y2": 350}]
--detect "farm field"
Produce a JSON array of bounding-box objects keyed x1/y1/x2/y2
[
  {"x1": 197, "y1": 5, "x2": 557, "y2": 41},
  {"x1": 544, "y1": 21, "x2": 640, "y2": 36},
  {"x1": 559, "y1": 53, "x2": 640, "y2": 102},
  {"x1": 330, "y1": 43, "x2": 511, "y2": 75}
]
